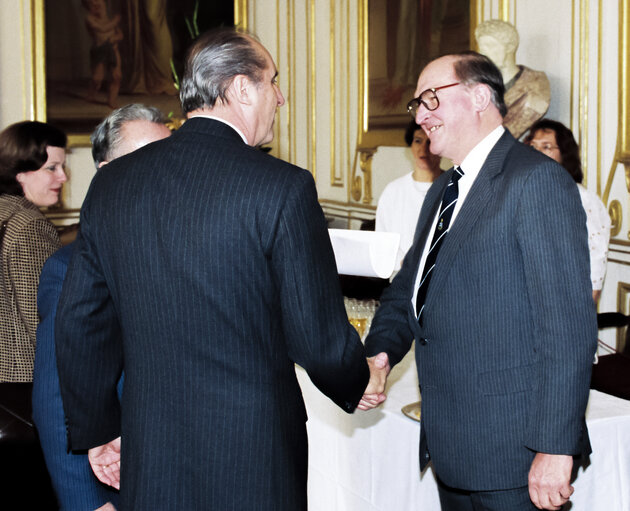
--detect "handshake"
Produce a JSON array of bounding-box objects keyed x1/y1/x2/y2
[{"x1": 357, "y1": 352, "x2": 391, "y2": 411}]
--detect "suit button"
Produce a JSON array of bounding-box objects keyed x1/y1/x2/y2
[{"x1": 419, "y1": 338, "x2": 427, "y2": 346}]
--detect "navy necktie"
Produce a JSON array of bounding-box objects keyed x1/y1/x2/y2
[{"x1": 416, "y1": 167, "x2": 464, "y2": 325}]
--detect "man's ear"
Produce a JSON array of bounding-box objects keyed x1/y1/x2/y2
[
  {"x1": 471, "y1": 83, "x2": 492, "y2": 112},
  {"x1": 231, "y1": 74, "x2": 254, "y2": 105}
]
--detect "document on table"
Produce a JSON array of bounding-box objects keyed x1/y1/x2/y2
[{"x1": 328, "y1": 229, "x2": 400, "y2": 279}]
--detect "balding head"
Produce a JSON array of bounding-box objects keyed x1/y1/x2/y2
[{"x1": 91, "y1": 104, "x2": 171, "y2": 168}]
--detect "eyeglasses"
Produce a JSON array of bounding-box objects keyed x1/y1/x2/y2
[
  {"x1": 529, "y1": 142, "x2": 559, "y2": 153},
  {"x1": 406, "y1": 82, "x2": 460, "y2": 117}
]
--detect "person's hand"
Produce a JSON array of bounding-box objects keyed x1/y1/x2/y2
[
  {"x1": 528, "y1": 452, "x2": 574, "y2": 510},
  {"x1": 357, "y1": 352, "x2": 390, "y2": 410},
  {"x1": 88, "y1": 436, "x2": 121, "y2": 489}
]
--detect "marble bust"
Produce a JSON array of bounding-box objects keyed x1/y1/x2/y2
[{"x1": 475, "y1": 19, "x2": 551, "y2": 139}]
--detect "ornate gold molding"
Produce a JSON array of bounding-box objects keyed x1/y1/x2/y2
[
  {"x1": 498, "y1": 0, "x2": 510, "y2": 21},
  {"x1": 609, "y1": 200, "x2": 623, "y2": 237},
  {"x1": 234, "y1": 0, "x2": 248, "y2": 30},
  {"x1": 602, "y1": 1, "x2": 630, "y2": 240},
  {"x1": 578, "y1": 0, "x2": 589, "y2": 182},
  {"x1": 350, "y1": 148, "x2": 375, "y2": 204},
  {"x1": 617, "y1": 282, "x2": 630, "y2": 352},
  {"x1": 308, "y1": 0, "x2": 316, "y2": 179},
  {"x1": 31, "y1": 0, "x2": 46, "y2": 121}
]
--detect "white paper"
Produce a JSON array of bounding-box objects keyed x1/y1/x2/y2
[{"x1": 328, "y1": 229, "x2": 400, "y2": 279}]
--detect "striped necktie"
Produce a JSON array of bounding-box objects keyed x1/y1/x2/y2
[{"x1": 416, "y1": 166, "x2": 464, "y2": 325}]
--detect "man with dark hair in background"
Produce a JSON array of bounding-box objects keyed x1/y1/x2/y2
[{"x1": 55, "y1": 28, "x2": 370, "y2": 510}]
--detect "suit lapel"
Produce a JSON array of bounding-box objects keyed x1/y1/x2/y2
[{"x1": 423, "y1": 131, "x2": 516, "y2": 306}]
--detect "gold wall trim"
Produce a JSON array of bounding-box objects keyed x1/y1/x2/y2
[
  {"x1": 597, "y1": 0, "x2": 603, "y2": 195},
  {"x1": 578, "y1": 0, "x2": 588, "y2": 181},
  {"x1": 570, "y1": 0, "x2": 575, "y2": 128},
  {"x1": 498, "y1": 0, "x2": 510, "y2": 21},
  {"x1": 67, "y1": 135, "x2": 91, "y2": 148},
  {"x1": 610, "y1": 237, "x2": 630, "y2": 248},
  {"x1": 308, "y1": 0, "x2": 316, "y2": 179},
  {"x1": 20, "y1": 0, "x2": 27, "y2": 118},
  {"x1": 609, "y1": 200, "x2": 623, "y2": 237},
  {"x1": 617, "y1": 282, "x2": 630, "y2": 351},
  {"x1": 602, "y1": 0, "x2": 630, "y2": 242},
  {"x1": 288, "y1": 0, "x2": 296, "y2": 163},
  {"x1": 31, "y1": 0, "x2": 46, "y2": 121},
  {"x1": 275, "y1": 0, "x2": 282, "y2": 155},
  {"x1": 345, "y1": 0, "x2": 351, "y2": 193},
  {"x1": 234, "y1": 0, "x2": 248, "y2": 30},
  {"x1": 320, "y1": 198, "x2": 376, "y2": 210},
  {"x1": 330, "y1": 0, "x2": 343, "y2": 187}
]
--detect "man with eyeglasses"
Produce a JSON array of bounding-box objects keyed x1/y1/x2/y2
[{"x1": 359, "y1": 52, "x2": 596, "y2": 511}]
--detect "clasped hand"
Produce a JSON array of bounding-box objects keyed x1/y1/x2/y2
[{"x1": 357, "y1": 352, "x2": 390, "y2": 410}]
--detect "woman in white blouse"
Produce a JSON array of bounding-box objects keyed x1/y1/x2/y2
[{"x1": 525, "y1": 119, "x2": 611, "y2": 302}]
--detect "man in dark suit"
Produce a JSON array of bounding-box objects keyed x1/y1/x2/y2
[
  {"x1": 55, "y1": 29, "x2": 369, "y2": 510},
  {"x1": 360, "y1": 52, "x2": 597, "y2": 510}
]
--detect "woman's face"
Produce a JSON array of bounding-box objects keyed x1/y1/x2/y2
[
  {"x1": 16, "y1": 146, "x2": 67, "y2": 207},
  {"x1": 410, "y1": 129, "x2": 441, "y2": 171},
  {"x1": 528, "y1": 129, "x2": 562, "y2": 164}
]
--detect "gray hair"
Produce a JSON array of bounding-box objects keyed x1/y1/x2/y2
[
  {"x1": 91, "y1": 103, "x2": 166, "y2": 168},
  {"x1": 179, "y1": 28, "x2": 268, "y2": 114},
  {"x1": 475, "y1": 19, "x2": 519, "y2": 52}
]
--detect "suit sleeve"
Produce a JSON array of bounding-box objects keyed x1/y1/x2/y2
[
  {"x1": 33, "y1": 247, "x2": 117, "y2": 508},
  {"x1": 55, "y1": 202, "x2": 123, "y2": 451},
  {"x1": 271, "y1": 172, "x2": 369, "y2": 413},
  {"x1": 516, "y1": 163, "x2": 597, "y2": 455},
  {"x1": 363, "y1": 248, "x2": 416, "y2": 366}
]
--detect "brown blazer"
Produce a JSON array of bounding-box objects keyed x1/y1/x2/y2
[{"x1": 0, "y1": 194, "x2": 60, "y2": 382}]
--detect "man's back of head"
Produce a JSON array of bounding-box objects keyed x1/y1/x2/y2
[{"x1": 91, "y1": 103, "x2": 171, "y2": 168}]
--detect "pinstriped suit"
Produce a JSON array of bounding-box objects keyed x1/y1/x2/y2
[
  {"x1": 55, "y1": 118, "x2": 369, "y2": 510},
  {"x1": 365, "y1": 131, "x2": 597, "y2": 491}
]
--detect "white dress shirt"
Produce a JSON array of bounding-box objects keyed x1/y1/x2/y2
[{"x1": 412, "y1": 126, "x2": 505, "y2": 312}]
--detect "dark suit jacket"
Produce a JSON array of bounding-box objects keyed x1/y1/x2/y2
[
  {"x1": 32, "y1": 243, "x2": 119, "y2": 509},
  {"x1": 55, "y1": 118, "x2": 369, "y2": 510},
  {"x1": 365, "y1": 131, "x2": 597, "y2": 491}
]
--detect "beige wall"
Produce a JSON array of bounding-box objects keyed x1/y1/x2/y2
[{"x1": 1, "y1": 0, "x2": 628, "y2": 347}]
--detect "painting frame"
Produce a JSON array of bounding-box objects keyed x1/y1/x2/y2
[
  {"x1": 357, "y1": 0, "x2": 478, "y2": 150},
  {"x1": 31, "y1": 0, "x2": 248, "y2": 135}
]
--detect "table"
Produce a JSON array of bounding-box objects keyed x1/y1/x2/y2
[{"x1": 296, "y1": 348, "x2": 630, "y2": 510}]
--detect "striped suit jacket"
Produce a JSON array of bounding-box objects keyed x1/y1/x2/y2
[
  {"x1": 365, "y1": 130, "x2": 597, "y2": 491},
  {"x1": 0, "y1": 194, "x2": 60, "y2": 382},
  {"x1": 55, "y1": 118, "x2": 369, "y2": 510}
]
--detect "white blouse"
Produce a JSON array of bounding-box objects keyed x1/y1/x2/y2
[{"x1": 577, "y1": 183, "x2": 611, "y2": 291}]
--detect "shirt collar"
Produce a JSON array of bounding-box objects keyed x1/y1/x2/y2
[
  {"x1": 458, "y1": 125, "x2": 505, "y2": 178},
  {"x1": 188, "y1": 114, "x2": 249, "y2": 145}
]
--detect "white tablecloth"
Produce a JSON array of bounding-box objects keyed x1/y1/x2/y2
[{"x1": 296, "y1": 348, "x2": 630, "y2": 510}]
